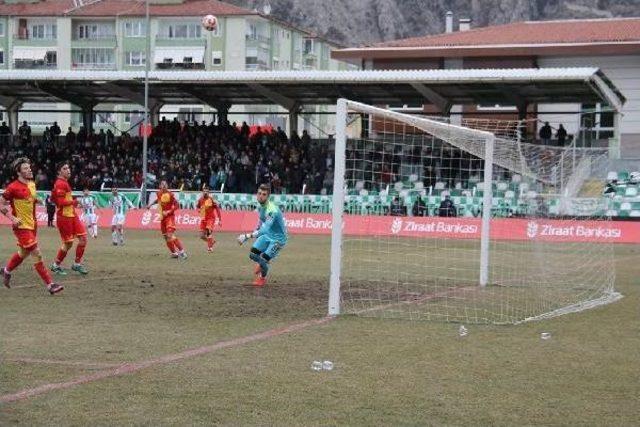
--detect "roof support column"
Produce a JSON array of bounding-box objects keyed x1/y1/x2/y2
[
  {"x1": 7, "y1": 101, "x2": 22, "y2": 136},
  {"x1": 289, "y1": 105, "x2": 302, "y2": 136},
  {"x1": 82, "y1": 105, "x2": 95, "y2": 134},
  {"x1": 611, "y1": 111, "x2": 621, "y2": 159},
  {"x1": 517, "y1": 102, "x2": 529, "y2": 143},
  {"x1": 150, "y1": 103, "x2": 163, "y2": 127},
  {"x1": 215, "y1": 103, "x2": 231, "y2": 126}
]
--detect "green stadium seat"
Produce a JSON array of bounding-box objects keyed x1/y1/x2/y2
[{"x1": 619, "y1": 171, "x2": 630, "y2": 182}]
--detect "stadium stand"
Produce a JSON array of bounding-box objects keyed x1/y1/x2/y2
[
  {"x1": 0, "y1": 119, "x2": 333, "y2": 195},
  {"x1": 2, "y1": 119, "x2": 636, "y2": 219}
]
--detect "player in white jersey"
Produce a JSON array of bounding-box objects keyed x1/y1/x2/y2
[
  {"x1": 110, "y1": 188, "x2": 135, "y2": 246},
  {"x1": 80, "y1": 188, "x2": 98, "y2": 238}
]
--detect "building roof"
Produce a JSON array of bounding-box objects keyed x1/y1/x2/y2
[
  {"x1": 334, "y1": 17, "x2": 640, "y2": 59},
  {"x1": 376, "y1": 17, "x2": 640, "y2": 48},
  {"x1": 0, "y1": 68, "x2": 625, "y2": 112},
  {"x1": 0, "y1": 0, "x2": 256, "y2": 17}
]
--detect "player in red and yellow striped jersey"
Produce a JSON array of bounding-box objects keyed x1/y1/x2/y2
[
  {"x1": 146, "y1": 180, "x2": 187, "y2": 259},
  {"x1": 1, "y1": 158, "x2": 63, "y2": 294},
  {"x1": 50, "y1": 162, "x2": 89, "y2": 276},
  {"x1": 196, "y1": 185, "x2": 222, "y2": 252}
]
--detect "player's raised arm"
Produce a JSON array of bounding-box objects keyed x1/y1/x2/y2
[
  {"x1": 146, "y1": 197, "x2": 158, "y2": 209},
  {"x1": 125, "y1": 194, "x2": 136, "y2": 210}
]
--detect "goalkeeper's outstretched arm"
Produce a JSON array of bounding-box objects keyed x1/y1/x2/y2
[{"x1": 237, "y1": 230, "x2": 259, "y2": 245}]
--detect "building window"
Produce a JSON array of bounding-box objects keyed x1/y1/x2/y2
[
  {"x1": 124, "y1": 110, "x2": 142, "y2": 124},
  {"x1": 96, "y1": 112, "x2": 115, "y2": 124},
  {"x1": 580, "y1": 103, "x2": 615, "y2": 143},
  {"x1": 124, "y1": 20, "x2": 146, "y2": 37},
  {"x1": 72, "y1": 48, "x2": 115, "y2": 69},
  {"x1": 247, "y1": 23, "x2": 258, "y2": 40},
  {"x1": 163, "y1": 22, "x2": 201, "y2": 39},
  {"x1": 76, "y1": 23, "x2": 114, "y2": 40},
  {"x1": 303, "y1": 38, "x2": 314, "y2": 54},
  {"x1": 245, "y1": 46, "x2": 269, "y2": 71},
  {"x1": 125, "y1": 51, "x2": 146, "y2": 66},
  {"x1": 212, "y1": 50, "x2": 222, "y2": 66},
  {"x1": 0, "y1": 51, "x2": 4, "y2": 65},
  {"x1": 31, "y1": 23, "x2": 57, "y2": 40},
  {"x1": 0, "y1": 21, "x2": 4, "y2": 37}
]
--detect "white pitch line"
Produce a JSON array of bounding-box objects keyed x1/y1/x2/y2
[{"x1": 0, "y1": 316, "x2": 333, "y2": 404}]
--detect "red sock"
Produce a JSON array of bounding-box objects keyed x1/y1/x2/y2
[
  {"x1": 34, "y1": 261, "x2": 53, "y2": 286},
  {"x1": 55, "y1": 248, "x2": 68, "y2": 264},
  {"x1": 75, "y1": 244, "x2": 86, "y2": 264},
  {"x1": 166, "y1": 240, "x2": 176, "y2": 253},
  {"x1": 207, "y1": 237, "x2": 214, "y2": 249},
  {"x1": 173, "y1": 238, "x2": 184, "y2": 252},
  {"x1": 6, "y1": 253, "x2": 25, "y2": 272}
]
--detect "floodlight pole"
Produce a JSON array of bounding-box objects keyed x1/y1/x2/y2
[{"x1": 141, "y1": 0, "x2": 150, "y2": 203}]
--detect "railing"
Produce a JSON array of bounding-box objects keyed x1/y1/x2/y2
[
  {"x1": 71, "y1": 63, "x2": 116, "y2": 70},
  {"x1": 155, "y1": 35, "x2": 203, "y2": 41},
  {"x1": 13, "y1": 33, "x2": 56, "y2": 41},
  {"x1": 72, "y1": 35, "x2": 116, "y2": 41},
  {"x1": 245, "y1": 34, "x2": 270, "y2": 43},
  {"x1": 13, "y1": 62, "x2": 57, "y2": 69},
  {"x1": 245, "y1": 63, "x2": 270, "y2": 71}
]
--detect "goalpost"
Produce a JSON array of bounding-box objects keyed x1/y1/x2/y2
[{"x1": 329, "y1": 99, "x2": 620, "y2": 324}]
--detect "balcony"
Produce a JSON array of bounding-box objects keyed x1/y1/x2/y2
[
  {"x1": 13, "y1": 32, "x2": 57, "y2": 46},
  {"x1": 72, "y1": 34, "x2": 116, "y2": 41},
  {"x1": 14, "y1": 60, "x2": 57, "y2": 70},
  {"x1": 71, "y1": 35, "x2": 117, "y2": 49},
  {"x1": 155, "y1": 35, "x2": 206, "y2": 47},
  {"x1": 71, "y1": 63, "x2": 116, "y2": 70},
  {"x1": 245, "y1": 62, "x2": 270, "y2": 71},
  {"x1": 246, "y1": 34, "x2": 270, "y2": 43}
]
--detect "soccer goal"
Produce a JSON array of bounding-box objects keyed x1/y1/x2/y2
[{"x1": 328, "y1": 99, "x2": 621, "y2": 324}]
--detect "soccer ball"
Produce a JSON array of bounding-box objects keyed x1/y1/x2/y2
[{"x1": 202, "y1": 15, "x2": 218, "y2": 32}]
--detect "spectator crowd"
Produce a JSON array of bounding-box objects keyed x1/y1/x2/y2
[{"x1": 0, "y1": 119, "x2": 334, "y2": 195}]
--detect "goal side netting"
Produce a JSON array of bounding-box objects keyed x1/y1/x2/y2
[{"x1": 328, "y1": 99, "x2": 620, "y2": 324}]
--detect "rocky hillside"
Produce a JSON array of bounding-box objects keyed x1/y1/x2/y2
[{"x1": 225, "y1": 0, "x2": 640, "y2": 46}]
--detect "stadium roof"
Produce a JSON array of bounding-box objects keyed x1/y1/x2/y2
[
  {"x1": 333, "y1": 17, "x2": 640, "y2": 59},
  {"x1": 0, "y1": 68, "x2": 625, "y2": 113}
]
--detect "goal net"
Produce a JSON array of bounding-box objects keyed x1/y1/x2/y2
[{"x1": 328, "y1": 99, "x2": 621, "y2": 324}]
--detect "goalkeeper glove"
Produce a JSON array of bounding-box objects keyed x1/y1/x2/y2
[{"x1": 237, "y1": 233, "x2": 250, "y2": 245}]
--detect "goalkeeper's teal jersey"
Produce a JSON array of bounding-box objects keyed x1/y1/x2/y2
[{"x1": 256, "y1": 201, "x2": 288, "y2": 244}]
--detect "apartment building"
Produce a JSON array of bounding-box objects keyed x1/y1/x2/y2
[{"x1": 0, "y1": 0, "x2": 355, "y2": 134}]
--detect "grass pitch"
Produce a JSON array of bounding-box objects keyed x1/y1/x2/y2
[{"x1": 0, "y1": 227, "x2": 639, "y2": 425}]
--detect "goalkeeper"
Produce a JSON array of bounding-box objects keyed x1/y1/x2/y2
[{"x1": 237, "y1": 184, "x2": 288, "y2": 287}]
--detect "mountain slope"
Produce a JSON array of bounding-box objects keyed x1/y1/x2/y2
[{"x1": 225, "y1": 0, "x2": 640, "y2": 46}]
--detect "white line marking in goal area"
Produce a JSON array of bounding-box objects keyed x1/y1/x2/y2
[
  {"x1": 0, "y1": 316, "x2": 334, "y2": 404},
  {"x1": 6, "y1": 358, "x2": 123, "y2": 369}
]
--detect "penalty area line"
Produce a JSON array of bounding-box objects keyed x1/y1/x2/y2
[{"x1": 0, "y1": 316, "x2": 334, "y2": 404}]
